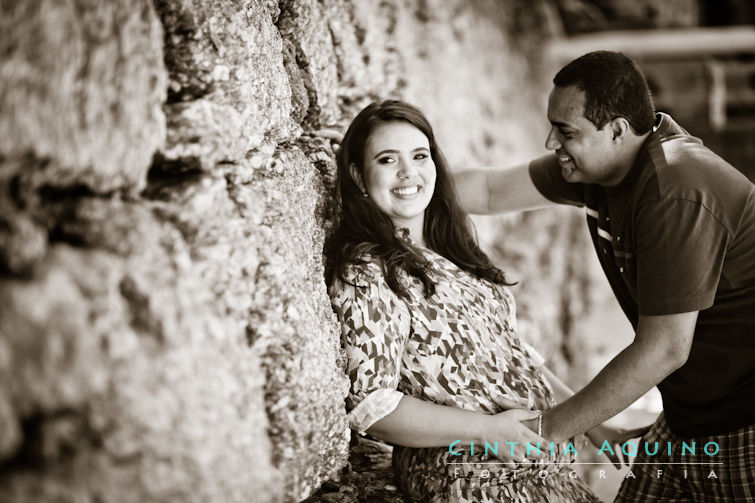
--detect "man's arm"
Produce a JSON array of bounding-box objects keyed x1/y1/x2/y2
[
  {"x1": 537, "y1": 311, "x2": 698, "y2": 441},
  {"x1": 539, "y1": 363, "x2": 652, "y2": 467},
  {"x1": 453, "y1": 163, "x2": 557, "y2": 215}
]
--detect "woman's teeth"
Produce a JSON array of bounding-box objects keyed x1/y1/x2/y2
[{"x1": 392, "y1": 186, "x2": 419, "y2": 195}]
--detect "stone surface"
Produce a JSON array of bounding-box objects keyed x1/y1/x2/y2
[
  {"x1": 243, "y1": 144, "x2": 349, "y2": 500},
  {"x1": 0, "y1": 0, "x2": 167, "y2": 275},
  {"x1": 0, "y1": 198, "x2": 281, "y2": 502},
  {"x1": 302, "y1": 437, "x2": 406, "y2": 503},
  {"x1": 0, "y1": 0, "x2": 166, "y2": 194},
  {"x1": 0, "y1": 0, "x2": 606, "y2": 502},
  {"x1": 155, "y1": 0, "x2": 298, "y2": 171}
]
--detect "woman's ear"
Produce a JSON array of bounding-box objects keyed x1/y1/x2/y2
[{"x1": 349, "y1": 163, "x2": 367, "y2": 194}]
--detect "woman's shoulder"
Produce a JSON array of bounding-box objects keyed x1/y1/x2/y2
[{"x1": 332, "y1": 256, "x2": 385, "y2": 290}]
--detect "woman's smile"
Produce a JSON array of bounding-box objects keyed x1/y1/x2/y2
[
  {"x1": 359, "y1": 121, "x2": 437, "y2": 241},
  {"x1": 391, "y1": 185, "x2": 422, "y2": 197}
]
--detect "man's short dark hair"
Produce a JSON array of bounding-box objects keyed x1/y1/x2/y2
[{"x1": 554, "y1": 51, "x2": 655, "y2": 135}]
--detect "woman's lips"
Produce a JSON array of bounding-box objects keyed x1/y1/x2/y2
[{"x1": 391, "y1": 185, "x2": 421, "y2": 196}]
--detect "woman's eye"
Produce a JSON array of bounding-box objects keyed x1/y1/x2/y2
[
  {"x1": 414, "y1": 153, "x2": 428, "y2": 160},
  {"x1": 377, "y1": 156, "x2": 396, "y2": 164}
]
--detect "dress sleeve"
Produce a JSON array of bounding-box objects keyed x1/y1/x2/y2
[
  {"x1": 528, "y1": 153, "x2": 586, "y2": 206},
  {"x1": 329, "y1": 262, "x2": 413, "y2": 434},
  {"x1": 635, "y1": 198, "x2": 730, "y2": 315}
]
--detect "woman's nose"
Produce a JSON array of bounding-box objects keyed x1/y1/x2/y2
[
  {"x1": 397, "y1": 157, "x2": 417, "y2": 179},
  {"x1": 545, "y1": 127, "x2": 562, "y2": 151}
]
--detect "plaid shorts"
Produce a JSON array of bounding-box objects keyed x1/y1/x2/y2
[{"x1": 615, "y1": 413, "x2": 755, "y2": 502}]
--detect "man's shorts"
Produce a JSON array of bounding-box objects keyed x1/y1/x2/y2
[{"x1": 615, "y1": 413, "x2": 755, "y2": 502}]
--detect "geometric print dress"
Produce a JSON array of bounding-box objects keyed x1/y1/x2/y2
[{"x1": 329, "y1": 242, "x2": 601, "y2": 502}]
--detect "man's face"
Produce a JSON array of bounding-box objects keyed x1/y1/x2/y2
[{"x1": 545, "y1": 85, "x2": 622, "y2": 186}]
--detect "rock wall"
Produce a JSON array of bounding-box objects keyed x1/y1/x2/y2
[{"x1": 0, "y1": 1, "x2": 598, "y2": 501}]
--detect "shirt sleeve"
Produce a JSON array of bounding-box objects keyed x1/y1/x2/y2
[
  {"x1": 528, "y1": 153, "x2": 586, "y2": 207},
  {"x1": 635, "y1": 197, "x2": 730, "y2": 315},
  {"x1": 329, "y1": 262, "x2": 413, "y2": 434}
]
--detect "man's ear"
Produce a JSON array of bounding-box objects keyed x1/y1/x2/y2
[
  {"x1": 611, "y1": 117, "x2": 630, "y2": 141},
  {"x1": 349, "y1": 163, "x2": 366, "y2": 193}
]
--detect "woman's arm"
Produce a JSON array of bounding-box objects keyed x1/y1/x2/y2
[
  {"x1": 540, "y1": 365, "x2": 573, "y2": 403},
  {"x1": 366, "y1": 394, "x2": 547, "y2": 467}
]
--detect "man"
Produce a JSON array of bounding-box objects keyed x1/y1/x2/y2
[{"x1": 454, "y1": 51, "x2": 755, "y2": 501}]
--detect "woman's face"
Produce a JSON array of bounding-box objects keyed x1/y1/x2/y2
[{"x1": 359, "y1": 121, "x2": 436, "y2": 240}]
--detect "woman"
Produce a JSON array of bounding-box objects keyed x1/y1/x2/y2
[{"x1": 325, "y1": 100, "x2": 603, "y2": 502}]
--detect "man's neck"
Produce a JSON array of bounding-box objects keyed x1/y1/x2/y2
[{"x1": 602, "y1": 132, "x2": 652, "y2": 187}]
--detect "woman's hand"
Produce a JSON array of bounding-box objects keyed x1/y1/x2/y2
[
  {"x1": 586, "y1": 423, "x2": 651, "y2": 469},
  {"x1": 483, "y1": 409, "x2": 548, "y2": 468}
]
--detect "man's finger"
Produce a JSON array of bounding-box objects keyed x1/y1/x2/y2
[
  {"x1": 603, "y1": 449, "x2": 620, "y2": 469},
  {"x1": 615, "y1": 442, "x2": 626, "y2": 468},
  {"x1": 624, "y1": 425, "x2": 651, "y2": 439}
]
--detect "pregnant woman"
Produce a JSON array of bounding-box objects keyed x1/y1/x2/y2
[{"x1": 325, "y1": 99, "x2": 612, "y2": 502}]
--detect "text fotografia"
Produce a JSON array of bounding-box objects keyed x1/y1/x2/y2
[
  {"x1": 450, "y1": 467, "x2": 721, "y2": 482},
  {"x1": 448, "y1": 440, "x2": 721, "y2": 458},
  {"x1": 449, "y1": 440, "x2": 722, "y2": 482}
]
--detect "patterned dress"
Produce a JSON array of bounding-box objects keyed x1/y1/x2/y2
[{"x1": 329, "y1": 242, "x2": 601, "y2": 502}]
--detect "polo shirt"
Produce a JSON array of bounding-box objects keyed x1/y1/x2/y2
[{"x1": 529, "y1": 113, "x2": 755, "y2": 436}]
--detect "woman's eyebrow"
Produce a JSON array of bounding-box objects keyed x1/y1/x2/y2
[
  {"x1": 373, "y1": 149, "x2": 399, "y2": 159},
  {"x1": 373, "y1": 147, "x2": 428, "y2": 158}
]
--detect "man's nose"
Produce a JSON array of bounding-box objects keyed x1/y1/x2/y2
[{"x1": 545, "y1": 127, "x2": 561, "y2": 151}]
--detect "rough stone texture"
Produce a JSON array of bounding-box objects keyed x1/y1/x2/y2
[
  {"x1": 155, "y1": 0, "x2": 298, "y2": 171},
  {"x1": 0, "y1": 0, "x2": 167, "y2": 275},
  {"x1": 0, "y1": 0, "x2": 166, "y2": 193},
  {"x1": 302, "y1": 438, "x2": 407, "y2": 503},
  {"x1": 0, "y1": 0, "x2": 604, "y2": 502},
  {"x1": 0, "y1": 196, "x2": 281, "y2": 502}
]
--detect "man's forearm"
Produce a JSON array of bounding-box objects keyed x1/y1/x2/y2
[
  {"x1": 542, "y1": 339, "x2": 686, "y2": 440},
  {"x1": 540, "y1": 311, "x2": 697, "y2": 441},
  {"x1": 542, "y1": 346, "x2": 665, "y2": 440}
]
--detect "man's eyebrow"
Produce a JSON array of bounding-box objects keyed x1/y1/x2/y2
[{"x1": 549, "y1": 120, "x2": 572, "y2": 129}]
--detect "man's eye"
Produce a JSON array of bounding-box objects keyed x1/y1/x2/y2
[{"x1": 560, "y1": 130, "x2": 574, "y2": 139}]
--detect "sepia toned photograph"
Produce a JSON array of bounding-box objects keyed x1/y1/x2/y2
[{"x1": 1, "y1": 0, "x2": 754, "y2": 501}]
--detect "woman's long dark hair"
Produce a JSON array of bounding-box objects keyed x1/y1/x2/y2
[{"x1": 325, "y1": 100, "x2": 511, "y2": 298}]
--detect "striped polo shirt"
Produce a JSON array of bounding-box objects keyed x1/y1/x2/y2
[{"x1": 529, "y1": 113, "x2": 755, "y2": 436}]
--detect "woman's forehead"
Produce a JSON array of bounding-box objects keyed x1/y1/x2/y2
[{"x1": 366, "y1": 121, "x2": 430, "y2": 152}]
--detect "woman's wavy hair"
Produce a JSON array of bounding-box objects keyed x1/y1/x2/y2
[{"x1": 325, "y1": 99, "x2": 511, "y2": 299}]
